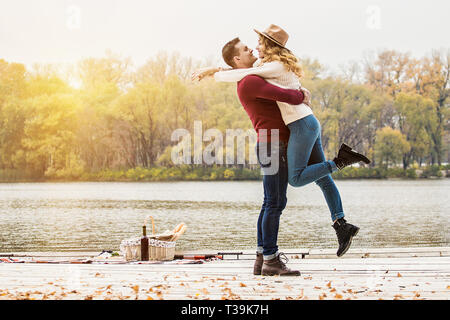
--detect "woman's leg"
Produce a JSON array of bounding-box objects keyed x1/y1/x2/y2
[
  {"x1": 287, "y1": 115, "x2": 337, "y2": 187},
  {"x1": 308, "y1": 133, "x2": 345, "y2": 222}
]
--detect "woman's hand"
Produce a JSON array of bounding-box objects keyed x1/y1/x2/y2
[
  {"x1": 191, "y1": 67, "x2": 222, "y2": 82},
  {"x1": 300, "y1": 87, "x2": 312, "y2": 106}
]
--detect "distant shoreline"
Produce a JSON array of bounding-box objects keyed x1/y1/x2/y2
[{"x1": 1, "y1": 165, "x2": 448, "y2": 183}]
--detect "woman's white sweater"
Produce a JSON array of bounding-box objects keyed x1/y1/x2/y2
[{"x1": 214, "y1": 61, "x2": 313, "y2": 125}]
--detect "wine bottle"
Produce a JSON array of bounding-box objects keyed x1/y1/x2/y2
[{"x1": 141, "y1": 225, "x2": 149, "y2": 261}]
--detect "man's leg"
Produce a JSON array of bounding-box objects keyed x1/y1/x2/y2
[
  {"x1": 254, "y1": 204, "x2": 265, "y2": 275},
  {"x1": 258, "y1": 141, "x2": 300, "y2": 276}
]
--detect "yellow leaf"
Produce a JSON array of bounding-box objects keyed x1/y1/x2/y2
[
  {"x1": 326, "y1": 281, "x2": 332, "y2": 288},
  {"x1": 335, "y1": 294, "x2": 343, "y2": 299},
  {"x1": 239, "y1": 283, "x2": 247, "y2": 287},
  {"x1": 397, "y1": 273, "x2": 402, "y2": 277},
  {"x1": 146, "y1": 296, "x2": 153, "y2": 300}
]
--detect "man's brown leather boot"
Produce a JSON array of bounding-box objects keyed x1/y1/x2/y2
[
  {"x1": 253, "y1": 253, "x2": 263, "y2": 275},
  {"x1": 261, "y1": 252, "x2": 301, "y2": 276}
]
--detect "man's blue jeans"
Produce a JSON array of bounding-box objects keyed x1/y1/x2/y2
[
  {"x1": 256, "y1": 141, "x2": 288, "y2": 260},
  {"x1": 287, "y1": 115, "x2": 345, "y2": 222}
]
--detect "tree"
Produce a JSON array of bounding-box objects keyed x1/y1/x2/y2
[
  {"x1": 374, "y1": 127, "x2": 411, "y2": 168},
  {"x1": 394, "y1": 92, "x2": 436, "y2": 168}
]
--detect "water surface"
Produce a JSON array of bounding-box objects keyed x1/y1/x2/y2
[{"x1": 0, "y1": 180, "x2": 448, "y2": 252}]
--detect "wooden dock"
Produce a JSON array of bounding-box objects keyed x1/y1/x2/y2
[{"x1": 1, "y1": 247, "x2": 449, "y2": 300}]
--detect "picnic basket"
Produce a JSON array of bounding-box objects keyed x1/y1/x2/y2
[{"x1": 119, "y1": 216, "x2": 186, "y2": 261}]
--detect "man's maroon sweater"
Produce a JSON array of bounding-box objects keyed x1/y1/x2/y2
[{"x1": 236, "y1": 75, "x2": 305, "y2": 143}]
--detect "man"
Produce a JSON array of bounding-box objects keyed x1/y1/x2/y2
[{"x1": 219, "y1": 38, "x2": 309, "y2": 276}]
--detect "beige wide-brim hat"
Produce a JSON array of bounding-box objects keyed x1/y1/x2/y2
[{"x1": 254, "y1": 24, "x2": 290, "y2": 51}]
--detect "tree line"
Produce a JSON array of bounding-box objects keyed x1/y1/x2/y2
[{"x1": 0, "y1": 49, "x2": 448, "y2": 181}]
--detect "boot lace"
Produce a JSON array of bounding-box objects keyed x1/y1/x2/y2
[{"x1": 277, "y1": 252, "x2": 290, "y2": 269}]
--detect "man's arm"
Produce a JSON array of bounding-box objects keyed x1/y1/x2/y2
[{"x1": 241, "y1": 75, "x2": 304, "y2": 105}]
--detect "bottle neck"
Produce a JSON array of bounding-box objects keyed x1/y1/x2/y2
[{"x1": 143, "y1": 225, "x2": 147, "y2": 237}]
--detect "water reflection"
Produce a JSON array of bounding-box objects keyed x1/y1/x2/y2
[{"x1": 0, "y1": 180, "x2": 448, "y2": 252}]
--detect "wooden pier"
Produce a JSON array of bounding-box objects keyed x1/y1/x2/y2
[{"x1": 1, "y1": 247, "x2": 449, "y2": 300}]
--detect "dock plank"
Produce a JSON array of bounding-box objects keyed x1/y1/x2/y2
[{"x1": 1, "y1": 247, "x2": 449, "y2": 300}]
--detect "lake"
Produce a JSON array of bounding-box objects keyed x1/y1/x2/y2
[{"x1": 0, "y1": 180, "x2": 448, "y2": 253}]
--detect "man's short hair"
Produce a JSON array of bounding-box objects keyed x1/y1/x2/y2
[{"x1": 222, "y1": 37, "x2": 241, "y2": 68}]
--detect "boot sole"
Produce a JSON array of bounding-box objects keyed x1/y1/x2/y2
[
  {"x1": 337, "y1": 226, "x2": 360, "y2": 257},
  {"x1": 261, "y1": 271, "x2": 301, "y2": 276}
]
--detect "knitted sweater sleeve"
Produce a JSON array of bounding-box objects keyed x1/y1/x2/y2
[{"x1": 214, "y1": 62, "x2": 285, "y2": 82}]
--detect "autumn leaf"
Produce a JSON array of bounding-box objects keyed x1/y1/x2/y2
[
  {"x1": 200, "y1": 288, "x2": 210, "y2": 295},
  {"x1": 131, "y1": 285, "x2": 139, "y2": 294},
  {"x1": 146, "y1": 296, "x2": 153, "y2": 300},
  {"x1": 326, "y1": 281, "x2": 332, "y2": 288},
  {"x1": 334, "y1": 294, "x2": 343, "y2": 299},
  {"x1": 397, "y1": 273, "x2": 402, "y2": 277},
  {"x1": 239, "y1": 283, "x2": 247, "y2": 287}
]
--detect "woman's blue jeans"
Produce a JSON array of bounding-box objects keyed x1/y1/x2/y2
[{"x1": 287, "y1": 115, "x2": 345, "y2": 222}]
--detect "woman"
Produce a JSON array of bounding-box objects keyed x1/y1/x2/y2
[{"x1": 194, "y1": 24, "x2": 370, "y2": 257}]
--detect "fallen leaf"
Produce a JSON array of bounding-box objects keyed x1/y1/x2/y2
[
  {"x1": 397, "y1": 273, "x2": 402, "y2": 277},
  {"x1": 334, "y1": 294, "x2": 343, "y2": 299},
  {"x1": 326, "y1": 281, "x2": 332, "y2": 288},
  {"x1": 239, "y1": 283, "x2": 247, "y2": 287}
]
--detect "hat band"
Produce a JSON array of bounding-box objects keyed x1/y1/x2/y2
[{"x1": 262, "y1": 32, "x2": 286, "y2": 48}]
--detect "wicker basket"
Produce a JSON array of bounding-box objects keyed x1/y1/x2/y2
[{"x1": 119, "y1": 216, "x2": 176, "y2": 261}]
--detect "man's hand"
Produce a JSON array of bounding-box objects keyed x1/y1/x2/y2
[
  {"x1": 191, "y1": 67, "x2": 222, "y2": 82},
  {"x1": 300, "y1": 87, "x2": 312, "y2": 106}
]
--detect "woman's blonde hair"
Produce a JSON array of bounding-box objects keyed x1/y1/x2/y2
[{"x1": 259, "y1": 35, "x2": 303, "y2": 79}]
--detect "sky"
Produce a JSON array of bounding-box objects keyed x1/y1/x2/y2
[{"x1": 0, "y1": 0, "x2": 449, "y2": 72}]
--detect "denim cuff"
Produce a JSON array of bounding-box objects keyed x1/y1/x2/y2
[
  {"x1": 328, "y1": 160, "x2": 338, "y2": 173},
  {"x1": 264, "y1": 250, "x2": 279, "y2": 261},
  {"x1": 256, "y1": 246, "x2": 264, "y2": 254},
  {"x1": 332, "y1": 212, "x2": 345, "y2": 222}
]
